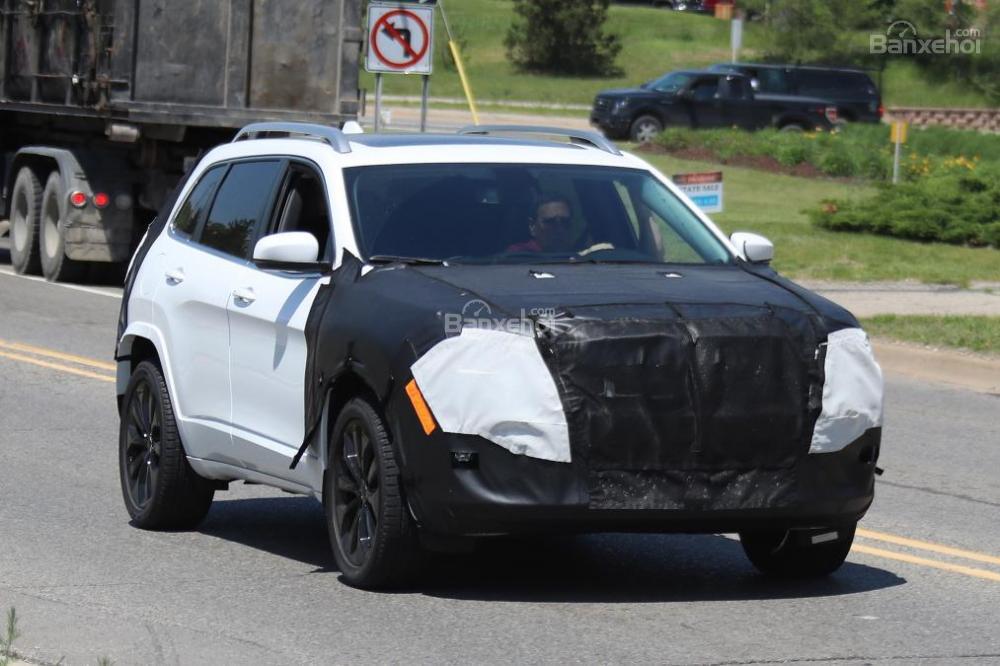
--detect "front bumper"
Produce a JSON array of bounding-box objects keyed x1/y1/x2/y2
[
  {"x1": 590, "y1": 108, "x2": 631, "y2": 137},
  {"x1": 400, "y1": 421, "x2": 879, "y2": 537}
]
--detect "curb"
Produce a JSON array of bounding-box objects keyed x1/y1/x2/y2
[{"x1": 873, "y1": 339, "x2": 1000, "y2": 395}]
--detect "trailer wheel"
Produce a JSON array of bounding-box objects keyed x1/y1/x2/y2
[
  {"x1": 9, "y1": 167, "x2": 43, "y2": 275},
  {"x1": 39, "y1": 172, "x2": 86, "y2": 282}
]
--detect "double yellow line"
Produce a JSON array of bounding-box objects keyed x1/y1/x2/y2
[
  {"x1": 855, "y1": 528, "x2": 1000, "y2": 582},
  {"x1": 0, "y1": 338, "x2": 115, "y2": 383},
  {"x1": 1, "y1": 336, "x2": 999, "y2": 582}
]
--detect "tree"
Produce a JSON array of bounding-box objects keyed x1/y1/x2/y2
[
  {"x1": 504, "y1": 0, "x2": 622, "y2": 77},
  {"x1": 754, "y1": 0, "x2": 884, "y2": 67}
]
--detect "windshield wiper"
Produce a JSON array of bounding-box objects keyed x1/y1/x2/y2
[{"x1": 367, "y1": 255, "x2": 447, "y2": 266}]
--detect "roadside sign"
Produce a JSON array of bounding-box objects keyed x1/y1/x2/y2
[
  {"x1": 366, "y1": 2, "x2": 435, "y2": 75},
  {"x1": 674, "y1": 172, "x2": 724, "y2": 213},
  {"x1": 890, "y1": 120, "x2": 909, "y2": 183},
  {"x1": 890, "y1": 120, "x2": 909, "y2": 144}
]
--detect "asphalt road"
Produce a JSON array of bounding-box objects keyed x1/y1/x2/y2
[{"x1": 1, "y1": 247, "x2": 999, "y2": 665}]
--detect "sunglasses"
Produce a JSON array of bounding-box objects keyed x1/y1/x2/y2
[{"x1": 537, "y1": 215, "x2": 572, "y2": 227}]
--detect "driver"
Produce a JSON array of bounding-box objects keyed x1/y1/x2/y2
[{"x1": 507, "y1": 195, "x2": 579, "y2": 253}]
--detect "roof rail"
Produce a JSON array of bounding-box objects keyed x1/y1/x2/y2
[
  {"x1": 232, "y1": 122, "x2": 352, "y2": 154},
  {"x1": 457, "y1": 125, "x2": 622, "y2": 156}
]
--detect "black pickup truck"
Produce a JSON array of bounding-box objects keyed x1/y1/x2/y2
[{"x1": 591, "y1": 70, "x2": 839, "y2": 142}]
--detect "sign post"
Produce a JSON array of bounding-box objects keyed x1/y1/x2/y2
[
  {"x1": 365, "y1": 2, "x2": 435, "y2": 132},
  {"x1": 731, "y1": 18, "x2": 743, "y2": 63}
]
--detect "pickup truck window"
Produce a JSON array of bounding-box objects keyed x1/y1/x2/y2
[
  {"x1": 691, "y1": 80, "x2": 719, "y2": 101},
  {"x1": 648, "y1": 72, "x2": 694, "y2": 93}
]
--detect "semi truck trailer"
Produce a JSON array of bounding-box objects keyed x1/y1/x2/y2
[{"x1": 1, "y1": 0, "x2": 362, "y2": 281}]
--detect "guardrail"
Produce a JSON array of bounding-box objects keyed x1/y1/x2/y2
[{"x1": 886, "y1": 107, "x2": 1000, "y2": 133}]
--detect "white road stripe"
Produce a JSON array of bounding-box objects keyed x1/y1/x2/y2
[{"x1": 0, "y1": 267, "x2": 123, "y2": 299}]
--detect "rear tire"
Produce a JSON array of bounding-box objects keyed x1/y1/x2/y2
[
  {"x1": 740, "y1": 524, "x2": 856, "y2": 578},
  {"x1": 780, "y1": 123, "x2": 806, "y2": 133},
  {"x1": 39, "y1": 172, "x2": 86, "y2": 283},
  {"x1": 9, "y1": 167, "x2": 43, "y2": 275},
  {"x1": 119, "y1": 360, "x2": 215, "y2": 529},
  {"x1": 325, "y1": 397, "x2": 421, "y2": 589},
  {"x1": 630, "y1": 115, "x2": 663, "y2": 143}
]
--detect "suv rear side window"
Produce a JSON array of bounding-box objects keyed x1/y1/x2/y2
[
  {"x1": 172, "y1": 165, "x2": 226, "y2": 237},
  {"x1": 797, "y1": 71, "x2": 873, "y2": 97},
  {"x1": 200, "y1": 160, "x2": 283, "y2": 259}
]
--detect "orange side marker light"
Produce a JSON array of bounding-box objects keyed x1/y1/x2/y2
[{"x1": 405, "y1": 379, "x2": 437, "y2": 436}]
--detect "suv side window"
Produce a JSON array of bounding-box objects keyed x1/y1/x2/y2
[
  {"x1": 172, "y1": 165, "x2": 226, "y2": 237},
  {"x1": 268, "y1": 163, "x2": 334, "y2": 262},
  {"x1": 199, "y1": 160, "x2": 284, "y2": 259}
]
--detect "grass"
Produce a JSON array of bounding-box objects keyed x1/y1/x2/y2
[
  {"x1": 861, "y1": 315, "x2": 1000, "y2": 355},
  {"x1": 0, "y1": 608, "x2": 18, "y2": 666},
  {"x1": 360, "y1": 0, "x2": 992, "y2": 109},
  {"x1": 635, "y1": 151, "x2": 1000, "y2": 285}
]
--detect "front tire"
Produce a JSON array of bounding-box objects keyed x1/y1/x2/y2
[
  {"x1": 740, "y1": 524, "x2": 856, "y2": 578},
  {"x1": 325, "y1": 397, "x2": 420, "y2": 589},
  {"x1": 40, "y1": 172, "x2": 86, "y2": 282},
  {"x1": 630, "y1": 114, "x2": 663, "y2": 143},
  {"x1": 9, "y1": 167, "x2": 43, "y2": 275},
  {"x1": 119, "y1": 360, "x2": 215, "y2": 529}
]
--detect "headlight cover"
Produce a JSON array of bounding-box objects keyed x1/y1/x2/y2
[
  {"x1": 810, "y1": 328, "x2": 884, "y2": 454},
  {"x1": 410, "y1": 327, "x2": 571, "y2": 462}
]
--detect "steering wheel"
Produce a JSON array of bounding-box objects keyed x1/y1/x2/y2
[{"x1": 577, "y1": 242, "x2": 616, "y2": 256}]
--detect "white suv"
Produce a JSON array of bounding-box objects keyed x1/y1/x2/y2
[{"x1": 116, "y1": 123, "x2": 883, "y2": 588}]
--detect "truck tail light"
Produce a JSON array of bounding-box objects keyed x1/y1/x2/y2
[
  {"x1": 93, "y1": 192, "x2": 110, "y2": 209},
  {"x1": 69, "y1": 191, "x2": 88, "y2": 208},
  {"x1": 878, "y1": 104, "x2": 885, "y2": 118}
]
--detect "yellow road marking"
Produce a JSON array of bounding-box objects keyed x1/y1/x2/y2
[
  {"x1": 0, "y1": 338, "x2": 116, "y2": 371},
  {"x1": 0, "y1": 349, "x2": 115, "y2": 383},
  {"x1": 852, "y1": 543, "x2": 1000, "y2": 582},
  {"x1": 857, "y1": 528, "x2": 1000, "y2": 567}
]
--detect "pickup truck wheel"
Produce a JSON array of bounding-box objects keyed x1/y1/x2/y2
[
  {"x1": 40, "y1": 172, "x2": 86, "y2": 283},
  {"x1": 119, "y1": 360, "x2": 215, "y2": 529},
  {"x1": 780, "y1": 123, "x2": 806, "y2": 133},
  {"x1": 325, "y1": 397, "x2": 420, "y2": 589},
  {"x1": 9, "y1": 167, "x2": 43, "y2": 275},
  {"x1": 740, "y1": 523, "x2": 856, "y2": 578},
  {"x1": 630, "y1": 115, "x2": 663, "y2": 143}
]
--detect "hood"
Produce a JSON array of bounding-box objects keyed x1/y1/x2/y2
[
  {"x1": 402, "y1": 263, "x2": 814, "y2": 317},
  {"x1": 597, "y1": 87, "x2": 663, "y2": 99}
]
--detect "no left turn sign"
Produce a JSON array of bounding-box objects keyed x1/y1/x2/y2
[{"x1": 365, "y1": 2, "x2": 434, "y2": 74}]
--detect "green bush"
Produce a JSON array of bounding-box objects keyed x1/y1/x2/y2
[{"x1": 810, "y1": 168, "x2": 1000, "y2": 248}]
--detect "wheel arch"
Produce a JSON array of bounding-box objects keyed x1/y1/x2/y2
[
  {"x1": 319, "y1": 368, "x2": 384, "y2": 471},
  {"x1": 116, "y1": 325, "x2": 177, "y2": 414}
]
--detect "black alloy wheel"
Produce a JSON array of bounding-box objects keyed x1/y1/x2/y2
[
  {"x1": 331, "y1": 418, "x2": 381, "y2": 568},
  {"x1": 123, "y1": 376, "x2": 161, "y2": 511},
  {"x1": 325, "y1": 397, "x2": 420, "y2": 588},
  {"x1": 118, "y1": 360, "x2": 214, "y2": 529}
]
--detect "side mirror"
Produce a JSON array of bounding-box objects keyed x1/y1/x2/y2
[
  {"x1": 252, "y1": 232, "x2": 325, "y2": 272},
  {"x1": 730, "y1": 232, "x2": 774, "y2": 264}
]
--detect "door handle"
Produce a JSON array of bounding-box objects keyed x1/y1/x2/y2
[
  {"x1": 164, "y1": 268, "x2": 185, "y2": 284},
  {"x1": 232, "y1": 287, "x2": 256, "y2": 305}
]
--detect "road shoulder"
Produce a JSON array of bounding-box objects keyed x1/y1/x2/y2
[{"x1": 873, "y1": 339, "x2": 1000, "y2": 395}]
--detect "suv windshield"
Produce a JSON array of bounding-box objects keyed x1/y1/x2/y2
[{"x1": 344, "y1": 163, "x2": 733, "y2": 265}]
